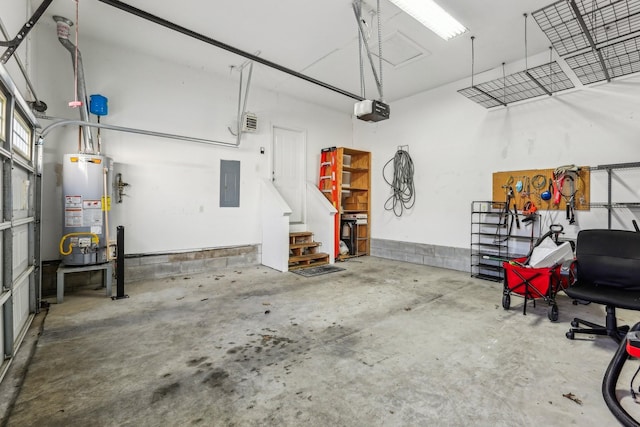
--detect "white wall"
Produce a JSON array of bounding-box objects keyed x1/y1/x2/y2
[
  {"x1": 355, "y1": 58, "x2": 640, "y2": 250},
  {"x1": 4, "y1": 2, "x2": 640, "y2": 262},
  {"x1": 29, "y1": 20, "x2": 353, "y2": 260}
]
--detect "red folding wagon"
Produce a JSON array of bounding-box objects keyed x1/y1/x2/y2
[{"x1": 501, "y1": 257, "x2": 569, "y2": 322}]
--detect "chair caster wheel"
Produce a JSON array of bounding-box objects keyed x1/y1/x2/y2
[
  {"x1": 548, "y1": 305, "x2": 559, "y2": 322},
  {"x1": 502, "y1": 294, "x2": 510, "y2": 310},
  {"x1": 566, "y1": 331, "x2": 575, "y2": 340},
  {"x1": 571, "y1": 320, "x2": 579, "y2": 327}
]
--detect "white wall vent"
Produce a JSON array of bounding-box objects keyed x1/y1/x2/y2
[{"x1": 242, "y1": 112, "x2": 258, "y2": 132}]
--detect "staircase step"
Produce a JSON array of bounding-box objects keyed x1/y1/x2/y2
[
  {"x1": 288, "y1": 252, "x2": 330, "y2": 270},
  {"x1": 290, "y1": 232, "x2": 312, "y2": 242},
  {"x1": 289, "y1": 252, "x2": 328, "y2": 263},
  {"x1": 290, "y1": 244, "x2": 319, "y2": 257},
  {"x1": 289, "y1": 232, "x2": 314, "y2": 245},
  {"x1": 289, "y1": 242, "x2": 320, "y2": 250},
  {"x1": 290, "y1": 232, "x2": 313, "y2": 238},
  {"x1": 288, "y1": 230, "x2": 328, "y2": 271}
]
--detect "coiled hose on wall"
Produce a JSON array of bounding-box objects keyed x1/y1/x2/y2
[{"x1": 383, "y1": 148, "x2": 415, "y2": 217}]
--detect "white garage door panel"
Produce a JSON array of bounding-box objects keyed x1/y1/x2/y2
[
  {"x1": 11, "y1": 167, "x2": 30, "y2": 220},
  {"x1": 0, "y1": 169, "x2": 3, "y2": 220},
  {"x1": 0, "y1": 302, "x2": 4, "y2": 358},
  {"x1": 1, "y1": 64, "x2": 39, "y2": 369},
  {"x1": 12, "y1": 276, "x2": 29, "y2": 339},
  {"x1": 0, "y1": 232, "x2": 3, "y2": 285},
  {"x1": 12, "y1": 224, "x2": 29, "y2": 280}
]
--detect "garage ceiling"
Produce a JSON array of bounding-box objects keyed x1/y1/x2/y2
[{"x1": 32, "y1": 0, "x2": 563, "y2": 111}]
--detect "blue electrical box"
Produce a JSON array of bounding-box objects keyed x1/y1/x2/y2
[{"x1": 90, "y1": 94, "x2": 108, "y2": 116}]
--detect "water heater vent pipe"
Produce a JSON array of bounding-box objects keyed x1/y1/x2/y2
[{"x1": 53, "y1": 15, "x2": 95, "y2": 153}]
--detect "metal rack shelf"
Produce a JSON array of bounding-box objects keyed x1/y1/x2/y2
[
  {"x1": 565, "y1": 34, "x2": 640, "y2": 84},
  {"x1": 533, "y1": 0, "x2": 640, "y2": 85},
  {"x1": 471, "y1": 201, "x2": 543, "y2": 282},
  {"x1": 590, "y1": 202, "x2": 640, "y2": 207},
  {"x1": 458, "y1": 61, "x2": 574, "y2": 108},
  {"x1": 588, "y1": 161, "x2": 640, "y2": 228},
  {"x1": 471, "y1": 201, "x2": 509, "y2": 282}
]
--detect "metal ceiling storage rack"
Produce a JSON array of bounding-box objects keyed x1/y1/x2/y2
[
  {"x1": 459, "y1": 15, "x2": 575, "y2": 109},
  {"x1": 532, "y1": 0, "x2": 640, "y2": 85},
  {"x1": 458, "y1": 61, "x2": 575, "y2": 108}
]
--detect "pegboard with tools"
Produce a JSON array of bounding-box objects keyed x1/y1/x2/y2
[{"x1": 492, "y1": 167, "x2": 590, "y2": 216}]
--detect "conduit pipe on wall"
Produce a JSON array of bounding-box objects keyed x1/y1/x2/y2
[
  {"x1": 229, "y1": 61, "x2": 254, "y2": 146},
  {"x1": 38, "y1": 119, "x2": 239, "y2": 148},
  {"x1": 53, "y1": 16, "x2": 95, "y2": 154}
]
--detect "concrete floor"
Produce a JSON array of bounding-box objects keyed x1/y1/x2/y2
[{"x1": 1, "y1": 256, "x2": 639, "y2": 426}]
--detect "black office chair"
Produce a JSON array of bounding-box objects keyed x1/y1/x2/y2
[{"x1": 564, "y1": 229, "x2": 640, "y2": 343}]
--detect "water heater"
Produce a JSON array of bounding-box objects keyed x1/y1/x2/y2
[{"x1": 61, "y1": 153, "x2": 113, "y2": 265}]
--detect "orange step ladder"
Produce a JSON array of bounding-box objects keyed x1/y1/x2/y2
[{"x1": 318, "y1": 147, "x2": 340, "y2": 257}]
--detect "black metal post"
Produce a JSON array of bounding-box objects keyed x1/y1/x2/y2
[{"x1": 112, "y1": 225, "x2": 128, "y2": 300}]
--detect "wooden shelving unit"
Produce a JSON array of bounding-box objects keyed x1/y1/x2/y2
[{"x1": 319, "y1": 147, "x2": 371, "y2": 258}]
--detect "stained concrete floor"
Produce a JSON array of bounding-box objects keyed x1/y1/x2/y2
[{"x1": 1, "y1": 256, "x2": 639, "y2": 426}]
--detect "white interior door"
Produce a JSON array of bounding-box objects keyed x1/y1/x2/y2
[{"x1": 272, "y1": 126, "x2": 305, "y2": 224}]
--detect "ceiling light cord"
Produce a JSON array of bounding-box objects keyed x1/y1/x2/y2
[
  {"x1": 502, "y1": 62, "x2": 506, "y2": 103},
  {"x1": 549, "y1": 46, "x2": 553, "y2": 92},
  {"x1": 591, "y1": 0, "x2": 597, "y2": 42},
  {"x1": 524, "y1": 13, "x2": 528, "y2": 72},
  {"x1": 377, "y1": 0, "x2": 383, "y2": 100},
  {"x1": 471, "y1": 36, "x2": 475, "y2": 87},
  {"x1": 358, "y1": 15, "x2": 366, "y2": 98}
]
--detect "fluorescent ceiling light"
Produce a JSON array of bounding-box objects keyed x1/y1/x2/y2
[{"x1": 388, "y1": 0, "x2": 467, "y2": 40}]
